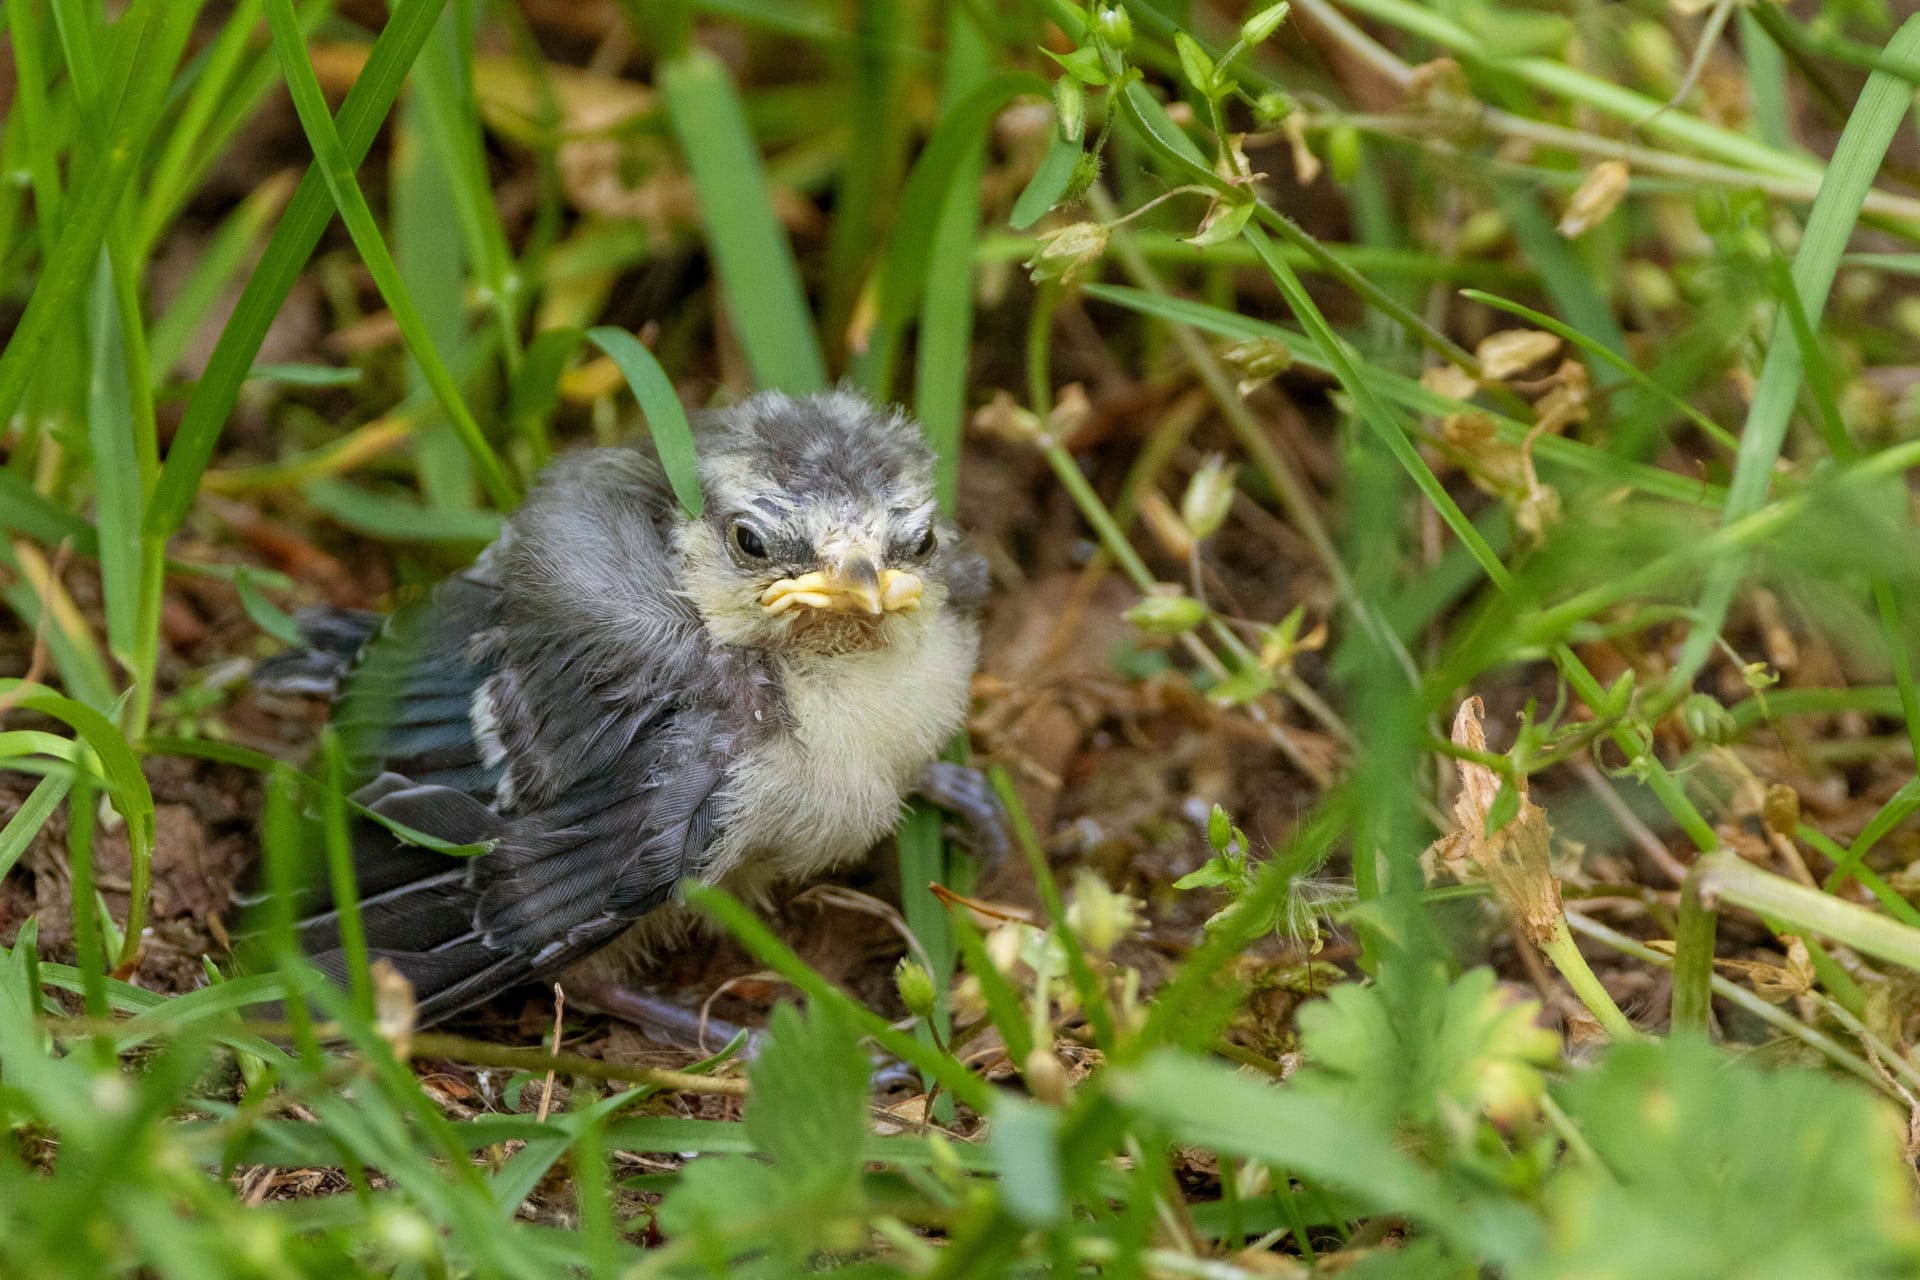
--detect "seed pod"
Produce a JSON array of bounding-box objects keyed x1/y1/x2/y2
[
  {"x1": 1095, "y1": 5, "x2": 1132, "y2": 49},
  {"x1": 1180, "y1": 454, "x2": 1240, "y2": 540},
  {"x1": 894, "y1": 957, "x2": 938, "y2": 1021},
  {"x1": 1680, "y1": 693, "x2": 1737, "y2": 745},
  {"x1": 1125, "y1": 591, "x2": 1208, "y2": 635},
  {"x1": 1025, "y1": 221, "x2": 1110, "y2": 284}
]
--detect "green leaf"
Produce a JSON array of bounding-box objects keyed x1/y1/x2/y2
[
  {"x1": 244, "y1": 362, "x2": 363, "y2": 388},
  {"x1": 851, "y1": 71, "x2": 1046, "y2": 401},
  {"x1": 1188, "y1": 197, "x2": 1255, "y2": 248},
  {"x1": 1112, "y1": 1047, "x2": 1534, "y2": 1264},
  {"x1": 1042, "y1": 45, "x2": 1108, "y2": 86},
  {"x1": 1010, "y1": 131, "x2": 1081, "y2": 231},
  {"x1": 0, "y1": 0, "x2": 200, "y2": 436},
  {"x1": 302, "y1": 479, "x2": 503, "y2": 544},
  {"x1": 991, "y1": 1098, "x2": 1065, "y2": 1226},
  {"x1": 262, "y1": 0, "x2": 517, "y2": 511},
  {"x1": 0, "y1": 772, "x2": 72, "y2": 884},
  {"x1": 1295, "y1": 966, "x2": 1560, "y2": 1136},
  {"x1": 584, "y1": 327, "x2": 704, "y2": 519},
  {"x1": 147, "y1": 0, "x2": 453, "y2": 537},
  {"x1": 745, "y1": 1000, "x2": 869, "y2": 1193},
  {"x1": 1174, "y1": 32, "x2": 1218, "y2": 98},
  {"x1": 1173, "y1": 857, "x2": 1239, "y2": 891},
  {"x1": 1681, "y1": 13, "x2": 1920, "y2": 682},
  {"x1": 85, "y1": 249, "x2": 143, "y2": 665},
  {"x1": 507, "y1": 326, "x2": 585, "y2": 468},
  {"x1": 234, "y1": 567, "x2": 304, "y2": 648},
  {"x1": 658, "y1": 46, "x2": 826, "y2": 395},
  {"x1": 1545, "y1": 1038, "x2": 1920, "y2": 1277}
]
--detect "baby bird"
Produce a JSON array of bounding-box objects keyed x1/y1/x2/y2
[{"x1": 257, "y1": 390, "x2": 998, "y2": 1026}]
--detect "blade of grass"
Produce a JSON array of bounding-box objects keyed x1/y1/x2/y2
[
  {"x1": 0, "y1": 0, "x2": 199, "y2": 437},
  {"x1": 85, "y1": 252, "x2": 142, "y2": 671},
  {"x1": 263, "y1": 0, "x2": 518, "y2": 510},
  {"x1": 0, "y1": 772, "x2": 73, "y2": 884},
  {"x1": 1696, "y1": 849, "x2": 1920, "y2": 974},
  {"x1": 1669, "y1": 874, "x2": 1717, "y2": 1036},
  {"x1": 394, "y1": 73, "x2": 477, "y2": 513},
  {"x1": 658, "y1": 45, "x2": 826, "y2": 394},
  {"x1": 684, "y1": 883, "x2": 994, "y2": 1112},
  {"x1": 147, "y1": 176, "x2": 299, "y2": 383},
  {"x1": 850, "y1": 71, "x2": 1048, "y2": 401},
  {"x1": 0, "y1": 681, "x2": 154, "y2": 969},
  {"x1": 302, "y1": 479, "x2": 503, "y2": 544},
  {"x1": 821, "y1": 0, "x2": 914, "y2": 364},
  {"x1": 1010, "y1": 132, "x2": 1082, "y2": 232},
  {"x1": 146, "y1": 0, "x2": 453, "y2": 536},
  {"x1": 410, "y1": 3, "x2": 526, "y2": 374},
  {"x1": 584, "y1": 327, "x2": 704, "y2": 519},
  {"x1": 1676, "y1": 14, "x2": 1920, "y2": 688},
  {"x1": 64, "y1": 773, "x2": 111, "y2": 1066}
]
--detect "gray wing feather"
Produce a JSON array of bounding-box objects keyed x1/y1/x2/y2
[{"x1": 272, "y1": 446, "x2": 754, "y2": 1025}]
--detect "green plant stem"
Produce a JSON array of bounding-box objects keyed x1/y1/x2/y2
[
  {"x1": 1541, "y1": 918, "x2": 1640, "y2": 1041},
  {"x1": 1695, "y1": 850, "x2": 1920, "y2": 973},
  {"x1": 1670, "y1": 876, "x2": 1717, "y2": 1036},
  {"x1": 1568, "y1": 911, "x2": 1894, "y2": 1098}
]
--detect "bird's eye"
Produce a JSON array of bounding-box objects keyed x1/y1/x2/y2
[
  {"x1": 729, "y1": 521, "x2": 769, "y2": 560},
  {"x1": 911, "y1": 527, "x2": 938, "y2": 559}
]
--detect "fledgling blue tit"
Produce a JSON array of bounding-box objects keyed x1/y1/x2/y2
[{"x1": 254, "y1": 390, "x2": 1001, "y2": 1024}]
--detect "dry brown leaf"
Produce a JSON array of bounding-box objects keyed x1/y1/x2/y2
[
  {"x1": 1443, "y1": 412, "x2": 1526, "y2": 492},
  {"x1": 1531, "y1": 360, "x2": 1591, "y2": 435},
  {"x1": 1476, "y1": 329, "x2": 1562, "y2": 381},
  {"x1": 1558, "y1": 160, "x2": 1631, "y2": 238},
  {"x1": 1281, "y1": 114, "x2": 1321, "y2": 186},
  {"x1": 1446, "y1": 697, "x2": 1564, "y2": 947},
  {"x1": 371, "y1": 959, "x2": 418, "y2": 1061},
  {"x1": 1421, "y1": 363, "x2": 1480, "y2": 401}
]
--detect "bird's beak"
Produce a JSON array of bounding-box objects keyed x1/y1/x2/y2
[{"x1": 760, "y1": 553, "x2": 923, "y2": 616}]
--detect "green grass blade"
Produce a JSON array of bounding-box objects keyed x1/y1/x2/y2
[
  {"x1": 145, "y1": 176, "x2": 295, "y2": 379},
  {"x1": 1010, "y1": 131, "x2": 1081, "y2": 232},
  {"x1": 0, "y1": 472, "x2": 98, "y2": 552},
  {"x1": 851, "y1": 71, "x2": 1048, "y2": 401},
  {"x1": 146, "y1": 0, "x2": 453, "y2": 537},
  {"x1": 264, "y1": 0, "x2": 517, "y2": 510},
  {"x1": 1679, "y1": 14, "x2": 1920, "y2": 683},
  {"x1": 302, "y1": 479, "x2": 504, "y2": 544},
  {"x1": 0, "y1": 0, "x2": 198, "y2": 437},
  {"x1": 821, "y1": 0, "x2": 913, "y2": 365},
  {"x1": 913, "y1": 7, "x2": 991, "y2": 510},
  {"x1": 409, "y1": 4, "x2": 526, "y2": 371},
  {"x1": 659, "y1": 46, "x2": 826, "y2": 394},
  {"x1": 395, "y1": 78, "x2": 477, "y2": 512},
  {"x1": 135, "y1": 0, "x2": 333, "y2": 258},
  {"x1": 318, "y1": 730, "x2": 373, "y2": 1022},
  {"x1": 0, "y1": 772, "x2": 73, "y2": 884},
  {"x1": 585, "y1": 326, "x2": 703, "y2": 518},
  {"x1": 86, "y1": 251, "x2": 142, "y2": 667},
  {"x1": 0, "y1": 681, "x2": 155, "y2": 968}
]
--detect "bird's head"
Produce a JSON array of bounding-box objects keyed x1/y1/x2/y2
[{"x1": 674, "y1": 390, "x2": 970, "y2": 655}]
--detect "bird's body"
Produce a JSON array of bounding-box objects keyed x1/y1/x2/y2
[{"x1": 259, "y1": 391, "x2": 988, "y2": 1023}]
